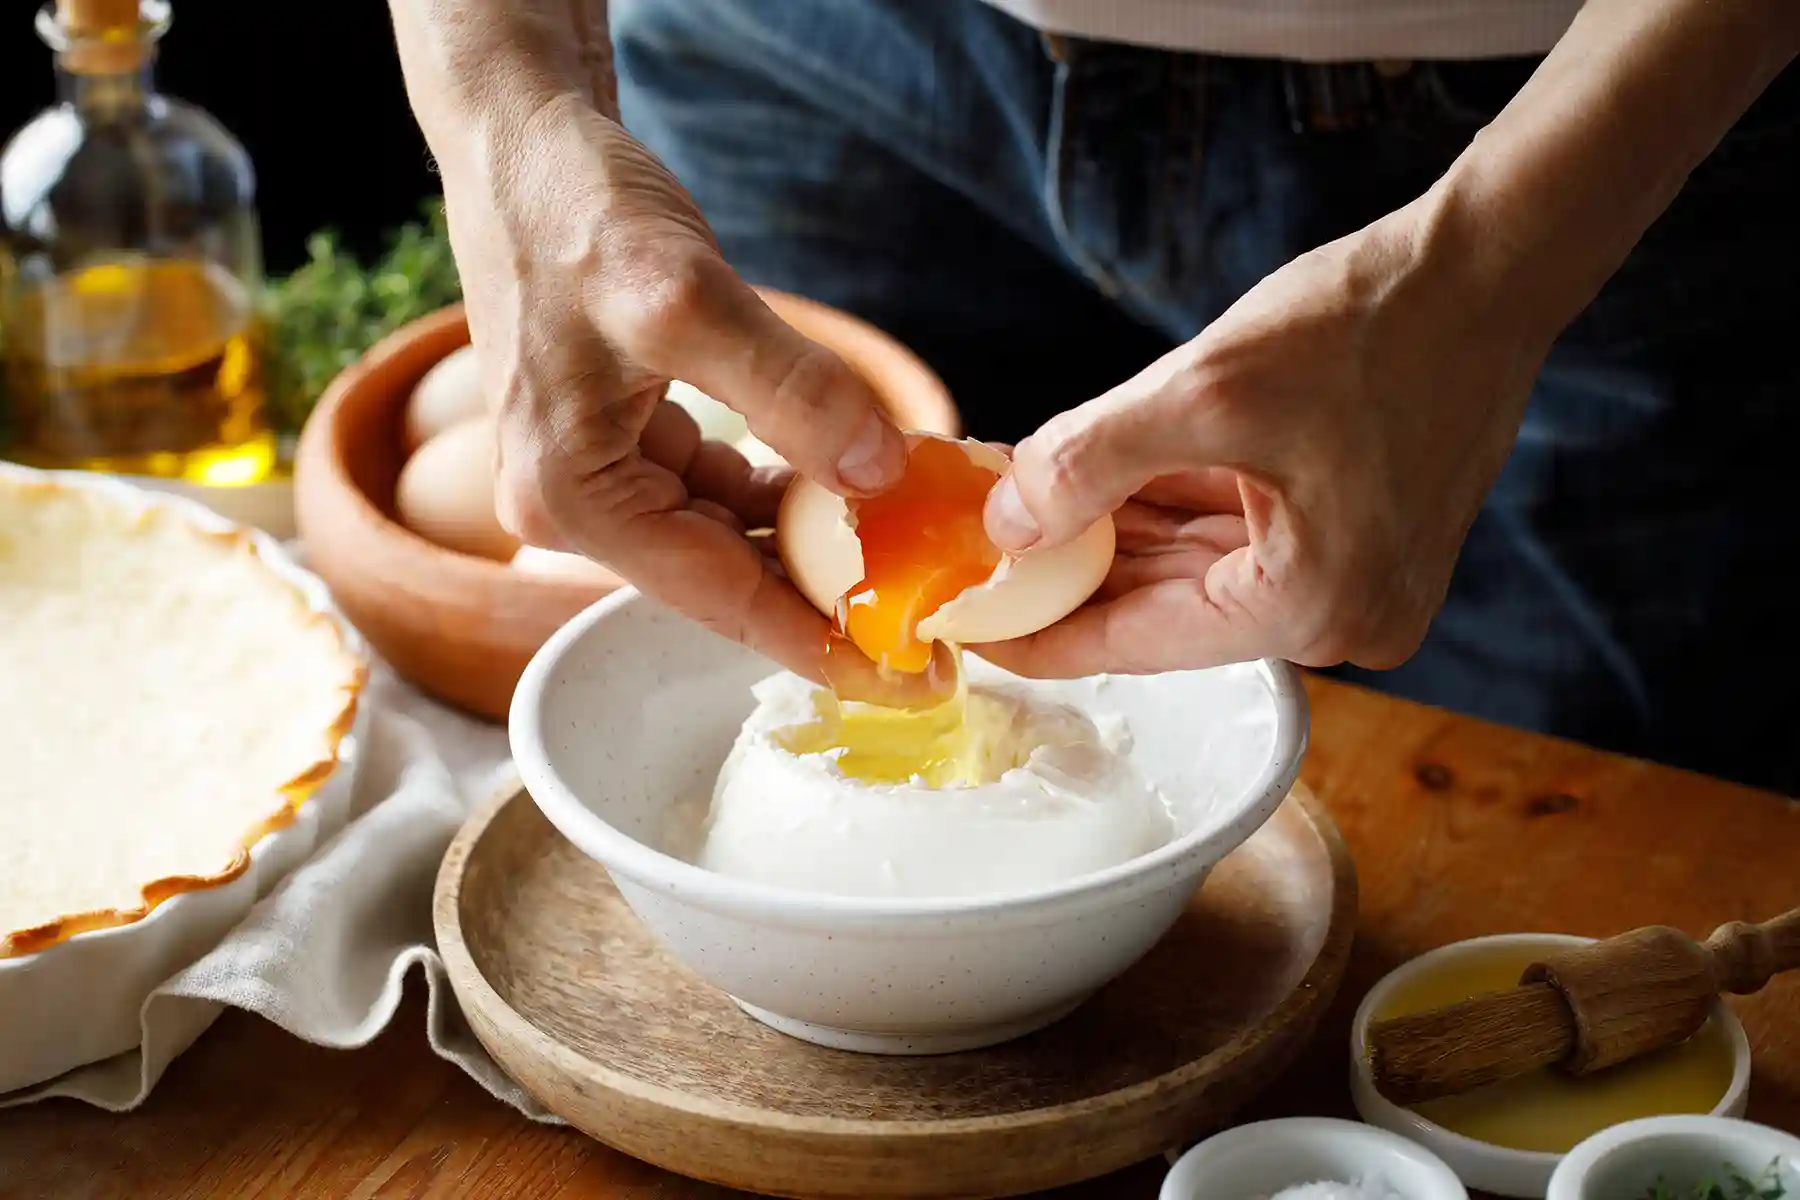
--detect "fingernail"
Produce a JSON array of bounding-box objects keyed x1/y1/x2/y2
[
  {"x1": 836, "y1": 412, "x2": 902, "y2": 492},
  {"x1": 985, "y1": 476, "x2": 1041, "y2": 551}
]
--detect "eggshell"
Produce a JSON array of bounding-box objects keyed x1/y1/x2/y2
[
  {"x1": 403, "y1": 344, "x2": 487, "y2": 453},
  {"x1": 394, "y1": 418, "x2": 522, "y2": 562},
  {"x1": 775, "y1": 433, "x2": 1115, "y2": 647},
  {"x1": 509, "y1": 544, "x2": 625, "y2": 588}
]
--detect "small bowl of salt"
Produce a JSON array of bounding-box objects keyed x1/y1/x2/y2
[{"x1": 1161, "y1": 1118, "x2": 1468, "y2": 1200}]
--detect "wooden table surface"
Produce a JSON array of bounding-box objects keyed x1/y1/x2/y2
[{"x1": 3, "y1": 677, "x2": 1796, "y2": 1200}]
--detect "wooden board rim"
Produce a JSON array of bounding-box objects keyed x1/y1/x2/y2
[{"x1": 435, "y1": 779, "x2": 1358, "y2": 1143}]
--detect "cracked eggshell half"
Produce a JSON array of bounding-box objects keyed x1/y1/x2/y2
[{"x1": 775, "y1": 433, "x2": 1116, "y2": 646}]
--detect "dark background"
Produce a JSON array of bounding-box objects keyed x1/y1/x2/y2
[{"x1": 0, "y1": 3, "x2": 438, "y2": 274}]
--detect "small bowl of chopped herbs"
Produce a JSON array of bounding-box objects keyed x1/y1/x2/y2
[{"x1": 1548, "y1": 1116, "x2": 1798, "y2": 1200}]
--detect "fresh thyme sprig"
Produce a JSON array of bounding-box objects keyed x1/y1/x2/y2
[
  {"x1": 261, "y1": 198, "x2": 463, "y2": 435},
  {"x1": 1638, "y1": 1159, "x2": 1789, "y2": 1200}
]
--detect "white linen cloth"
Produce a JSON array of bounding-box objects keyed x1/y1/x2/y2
[{"x1": 0, "y1": 653, "x2": 559, "y2": 1123}]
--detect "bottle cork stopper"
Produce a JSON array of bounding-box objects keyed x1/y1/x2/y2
[{"x1": 55, "y1": 0, "x2": 148, "y2": 75}]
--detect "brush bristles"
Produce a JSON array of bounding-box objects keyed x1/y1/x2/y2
[{"x1": 1367, "y1": 982, "x2": 1575, "y2": 1106}]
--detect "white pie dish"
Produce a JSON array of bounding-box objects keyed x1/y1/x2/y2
[
  {"x1": 0, "y1": 462, "x2": 368, "y2": 1095},
  {"x1": 509, "y1": 587, "x2": 1309, "y2": 1055}
]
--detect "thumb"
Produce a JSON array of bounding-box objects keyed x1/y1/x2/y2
[
  {"x1": 985, "y1": 351, "x2": 1212, "y2": 552},
  {"x1": 642, "y1": 265, "x2": 908, "y2": 497}
]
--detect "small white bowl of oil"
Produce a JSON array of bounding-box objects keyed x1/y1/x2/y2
[
  {"x1": 1546, "y1": 1115, "x2": 1800, "y2": 1200},
  {"x1": 1160, "y1": 1117, "x2": 1468, "y2": 1200},
  {"x1": 1349, "y1": 934, "x2": 1752, "y2": 1200}
]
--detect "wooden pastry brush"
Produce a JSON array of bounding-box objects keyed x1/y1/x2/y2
[{"x1": 1366, "y1": 905, "x2": 1800, "y2": 1107}]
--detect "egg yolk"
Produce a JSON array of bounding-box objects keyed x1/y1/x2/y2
[{"x1": 830, "y1": 438, "x2": 1004, "y2": 675}]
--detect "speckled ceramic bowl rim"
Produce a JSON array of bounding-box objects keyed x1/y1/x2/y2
[
  {"x1": 510, "y1": 587, "x2": 1310, "y2": 928},
  {"x1": 1348, "y1": 933, "x2": 1753, "y2": 1187}
]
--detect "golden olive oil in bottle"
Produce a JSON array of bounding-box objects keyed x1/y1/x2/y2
[{"x1": 0, "y1": 0, "x2": 275, "y2": 484}]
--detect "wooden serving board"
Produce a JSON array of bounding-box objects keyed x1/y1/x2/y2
[{"x1": 434, "y1": 784, "x2": 1358, "y2": 1200}]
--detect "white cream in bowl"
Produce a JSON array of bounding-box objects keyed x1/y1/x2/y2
[
  {"x1": 511, "y1": 589, "x2": 1307, "y2": 1055},
  {"x1": 681, "y1": 668, "x2": 1176, "y2": 899}
]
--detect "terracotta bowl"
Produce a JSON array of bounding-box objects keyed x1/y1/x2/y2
[{"x1": 293, "y1": 290, "x2": 960, "y2": 723}]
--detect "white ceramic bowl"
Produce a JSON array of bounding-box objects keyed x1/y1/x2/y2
[
  {"x1": 1161, "y1": 1117, "x2": 1469, "y2": 1200},
  {"x1": 1546, "y1": 1116, "x2": 1800, "y2": 1200},
  {"x1": 1349, "y1": 934, "x2": 1753, "y2": 1199},
  {"x1": 509, "y1": 588, "x2": 1308, "y2": 1054},
  {"x1": 0, "y1": 463, "x2": 366, "y2": 1095}
]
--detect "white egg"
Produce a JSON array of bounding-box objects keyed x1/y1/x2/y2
[
  {"x1": 394, "y1": 418, "x2": 521, "y2": 562},
  {"x1": 403, "y1": 344, "x2": 487, "y2": 453},
  {"x1": 775, "y1": 433, "x2": 1115, "y2": 648},
  {"x1": 509, "y1": 544, "x2": 624, "y2": 588},
  {"x1": 665, "y1": 380, "x2": 751, "y2": 445}
]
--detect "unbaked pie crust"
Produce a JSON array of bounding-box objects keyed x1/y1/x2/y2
[{"x1": 0, "y1": 473, "x2": 366, "y2": 958}]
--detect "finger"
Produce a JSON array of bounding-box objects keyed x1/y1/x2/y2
[
  {"x1": 638, "y1": 398, "x2": 702, "y2": 477},
  {"x1": 528, "y1": 431, "x2": 833, "y2": 682},
  {"x1": 1133, "y1": 468, "x2": 1243, "y2": 513},
  {"x1": 683, "y1": 440, "x2": 788, "y2": 530},
  {"x1": 492, "y1": 326, "x2": 654, "y2": 552},
  {"x1": 972, "y1": 549, "x2": 1266, "y2": 678},
  {"x1": 605, "y1": 261, "x2": 907, "y2": 497},
  {"x1": 1111, "y1": 506, "x2": 1249, "y2": 555},
  {"x1": 488, "y1": 321, "x2": 826, "y2": 675},
  {"x1": 1098, "y1": 507, "x2": 1246, "y2": 602},
  {"x1": 618, "y1": 506, "x2": 833, "y2": 683},
  {"x1": 1098, "y1": 546, "x2": 1229, "y2": 600},
  {"x1": 691, "y1": 498, "x2": 747, "y2": 535},
  {"x1": 638, "y1": 398, "x2": 789, "y2": 528},
  {"x1": 985, "y1": 346, "x2": 1237, "y2": 553}
]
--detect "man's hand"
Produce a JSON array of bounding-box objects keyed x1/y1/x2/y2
[
  {"x1": 974, "y1": 201, "x2": 1546, "y2": 677},
  {"x1": 388, "y1": 1, "x2": 907, "y2": 681},
  {"x1": 977, "y1": 0, "x2": 1798, "y2": 679},
  {"x1": 452, "y1": 100, "x2": 906, "y2": 678}
]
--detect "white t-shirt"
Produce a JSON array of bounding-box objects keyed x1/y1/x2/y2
[{"x1": 979, "y1": 0, "x2": 1584, "y2": 61}]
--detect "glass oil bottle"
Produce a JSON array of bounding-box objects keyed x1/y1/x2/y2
[{"x1": 0, "y1": 0, "x2": 275, "y2": 484}]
